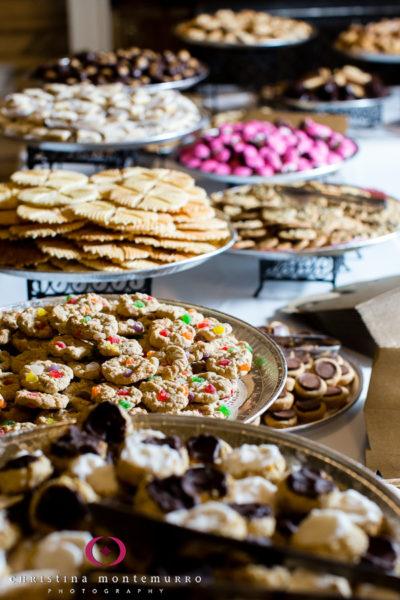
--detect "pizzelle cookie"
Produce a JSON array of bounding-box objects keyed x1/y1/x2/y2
[{"x1": 0, "y1": 167, "x2": 231, "y2": 273}]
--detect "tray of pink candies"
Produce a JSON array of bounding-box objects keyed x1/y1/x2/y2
[{"x1": 178, "y1": 118, "x2": 358, "y2": 184}]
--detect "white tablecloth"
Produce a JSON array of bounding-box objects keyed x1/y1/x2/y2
[{"x1": 1, "y1": 109, "x2": 400, "y2": 466}]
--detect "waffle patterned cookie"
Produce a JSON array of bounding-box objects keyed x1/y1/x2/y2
[{"x1": 0, "y1": 167, "x2": 230, "y2": 272}]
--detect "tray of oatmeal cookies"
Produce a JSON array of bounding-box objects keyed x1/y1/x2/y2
[
  {"x1": 212, "y1": 180, "x2": 400, "y2": 258},
  {"x1": 258, "y1": 321, "x2": 363, "y2": 432},
  {"x1": 0, "y1": 412, "x2": 399, "y2": 598},
  {"x1": 0, "y1": 293, "x2": 286, "y2": 435},
  {"x1": 0, "y1": 167, "x2": 235, "y2": 279}
]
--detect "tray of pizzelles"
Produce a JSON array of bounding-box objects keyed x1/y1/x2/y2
[
  {"x1": 212, "y1": 180, "x2": 400, "y2": 260},
  {"x1": 0, "y1": 167, "x2": 234, "y2": 280}
]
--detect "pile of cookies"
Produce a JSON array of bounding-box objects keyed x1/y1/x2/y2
[
  {"x1": 260, "y1": 321, "x2": 357, "y2": 429},
  {"x1": 0, "y1": 406, "x2": 398, "y2": 599},
  {"x1": 266, "y1": 65, "x2": 387, "y2": 103},
  {"x1": 0, "y1": 84, "x2": 201, "y2": 144},
  {"x1": 0, "y1": 292, "x2": 254, "y2": 434},
  {"x1": 177, "y1": 9, "x2": 313, "y2": 45},
  {"x1": 33, "y1": 47, "x2": 207, "y2": 86},
  {"x1": 212, "y1": 180, "x2": 400, "y2": 252},
  {"x1": 0, "y1": 167, "x2": 231, "y2": 272},
  {"x1": 336, "y1": 18, "x2": 400, "y2": 55}
]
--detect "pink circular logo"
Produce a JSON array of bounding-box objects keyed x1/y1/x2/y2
[{"x1": 85, "y1": 536, "x2": 126, "y2": 567}]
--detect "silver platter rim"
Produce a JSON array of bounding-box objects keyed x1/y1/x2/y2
[
  {"x1": 0, "y1": 211, "x2": 236, "y2": 282},
  {"x1": 281, "y1": 95, "x2": 389, "y2": 111},
  {"x1": 174, "y1": 23, "x2": 318, "y2": 50},
  {"x1": 262, "y1": 351, "x2": 363, "y2": 433},
  {"x1": 0, "y1": 113, "x2": 210, "y2": 152},
  {"x1": 214, "y1": 182, "x2": 400, "y2": 259},
  {"x1": 334, "y1": 44, "x2": 400, "y2": 64},
  {"x1": 175, "y1": 139, "x2": 359, "y2": 185}
]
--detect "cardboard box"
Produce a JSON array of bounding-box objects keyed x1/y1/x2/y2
[
  {"x1": 285, "y1": 276, "x2": 400, "y2": 356},
  {"x1": 285, "y1": 277, "x2": 400, "y2": 477}
]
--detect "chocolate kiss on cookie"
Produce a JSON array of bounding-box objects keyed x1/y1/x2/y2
[
  {"x1": 294, "y1": 398, "x2": 327, "y2": 422},
  {"x1": 286, "y1": 357, "x2": 305, "y2": 377},
  {"x1": 263, "y1": 409, "x2": 297, "y2": 429},
  {"x1": 323, "y1": 385, "x2": 349, "y2": 408},
  {"x1": 294, "y1": 373, "x2": 327, "y2": 398},
  {"x1": 313, "y1": 358, "x2": 341, "y2": 385}
]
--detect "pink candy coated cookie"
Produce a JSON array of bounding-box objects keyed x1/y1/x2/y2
[{"x1": 178, "y1": 118, "x2": 356, "y2": 178}]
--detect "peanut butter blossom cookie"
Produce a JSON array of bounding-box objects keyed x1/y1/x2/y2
[
  {"x1": 0, "y1": 405, "x2": 398, "y2": 598},
  {"x1": 0, "y1": 293, "x2": 254, "y2": 432}
]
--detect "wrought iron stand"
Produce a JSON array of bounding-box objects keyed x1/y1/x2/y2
[
  {"x1": 26, "y1": 278, "x2": 153, "y2": 300},
  {"x1": 254, "y1": 255, "x2": 346, "y2": 297},
  {"x1": 26, "y1": 146, "x2": 138, "y2": 170}
]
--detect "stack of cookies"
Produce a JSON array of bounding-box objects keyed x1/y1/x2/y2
[
  {"x1": 0, "y1": 167, "x2": 231, "y2": 272},
  {"x1": 212, "y1": 180, "x2": 400, "y2": 252},
  {"x1": 260, "y1": 322, "x2": 358, "y2": 429},
  {"x1": 0, "y1": 84, "x2": 201, "y2": 144},
  {"x1": 0, "y1": 292, "x2": 253, "y2": 434}
]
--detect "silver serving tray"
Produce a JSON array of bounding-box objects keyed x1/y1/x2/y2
[
  {"x1": 282, "y1": 95, "x2": 388, "y2": 112},
  {"x1": 262, "y1": 353, "x2": 363, "y2": 433},
  {"x1": 174, "y1": 24, "x2": 318, "y2": 49},
  {"x1": 0, "y1": 210, "x2": 235, "y2": 282},
  {"x1": 1, "y1": 414, "x2": 399, "y2": 533},
  {"x1": 0, "y1": 296, "x2": 286, "y2": 423},
  {"x1": 176, "y1": 141, "x2": 359, "y2": 186},
  {"x1": 31, "y1": 68, "x2": 209, "y2": 94},
  {"x1": 213, "y1": 183, "x2": 400, "y2": 259},
  {"x1": 0, "y1": 113, "x2": 209, "y2": 152},
  {"x1": 335, "y1": 45, "x2": 400, "y2": 64},
  {"x1": 142, "y1": 68, "x2": 209, "y2": 91}
]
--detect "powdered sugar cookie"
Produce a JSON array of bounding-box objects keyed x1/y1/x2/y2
[
  {"x1": 140, "y1": 379, "x2": 189, "y2": 412},
  {"x1": 101, "y1": 354, "x2": 158, "y2": 385},
  {"x1": 20, "y1": 360, "x2": 73, "y2": 393}
]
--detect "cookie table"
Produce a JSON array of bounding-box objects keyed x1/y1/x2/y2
[{"x1": 1, "y1": 114, "x2": 400, "y2": 467}]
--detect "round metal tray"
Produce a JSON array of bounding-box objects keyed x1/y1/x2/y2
[
  {"x1": 261, "y1": 352, "x2": 363, "y2": 433},
  {"x1": 31, "y1": 68, "x2": 209, "y2": 94},
  {"x1": 214, "y1": 183, "x2": 400, "y2": 260},
  {"x1": 335, "y1": 45, "x2": 400, "y2": 64},
  {"x1": 0, "y1": 295, "x2": 286, "y2": 423},
  {"x1": 281, "y1": 95, "x2": 388, "y2": 112},
  {"x1": 0, "y1": 211, "x2": 235, "y2": 282},
  {"x1": 174, "y1": 23, "x2": 318, "y2": 50},
  {"x1": 0, "y1": 113, "x2": 209, "y2": 152},
  {"x1": 2, "y1": 414, "x2": 400, "y2": 529},
  {"x1": 176, "y1": 141, "x2": 359, "y2": 186},
  {"x1": 142, "y1": 68, "x2": 209, "y2": 91}
]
